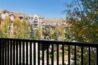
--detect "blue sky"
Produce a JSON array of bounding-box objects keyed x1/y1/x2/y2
[{"x1": 0, "y1": 0, "x2": 72, "y2": 18}]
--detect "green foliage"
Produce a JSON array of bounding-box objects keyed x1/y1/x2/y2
[
  {"x1": 35, "y1": 28, "x2": 42, "y2": 40},
  {"x1": 13, "y1": 17, "x2": 30, "y2": 39},
  {"x1": 22, "y1": 19, "x2": 31, "y2": 38},
  {"x1": 42, "y1": 26, "x2": 65, "y2": 41},
  {"x1": 0, "y1": 16, "x2": 30, "y2": 39},
  {"x1": 49, "y1": 27, "x2": 57, "y2": 40},
  {"x1": 0, "y1": 16, "x2": 10, "y2": 38},
  {"x1": 65, "y1": 0, "x2": 98, "y2": 43},
  {"x1": 65, "y1": 0, "x2": 98, "y2": 65}
]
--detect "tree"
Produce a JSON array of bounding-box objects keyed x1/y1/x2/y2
[
  {"x1": 35, "y1": 27, "x2": 42, "y2": 40},
  {"x1": 13, "y1": 17, "x2": 30, "y2": 39},
  {"x1": 56, "y1": 25, "x2": 65, "y2": 41},
  {"x1": 0, "y1": 16, "x2": 10, "y2": 38},
  {"x1": 21, "y1": 19, "x2": 31, "y2": 39},
  {"x1": 64, "y1": 0, "x2": 98, "y2": 65},
  {"x1": 65, "y1": 0, "x2": 98, "y2": 42}
]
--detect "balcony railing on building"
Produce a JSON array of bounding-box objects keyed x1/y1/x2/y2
[{"x1": 0, "y1": 38, "x2": 98, "y2": 65}]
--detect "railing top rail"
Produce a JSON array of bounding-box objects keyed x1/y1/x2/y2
[{"x1": 0, "y1": 38, "x2": 98, "y2": 47}]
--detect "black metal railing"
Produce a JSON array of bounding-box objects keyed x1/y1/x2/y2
[{"x1": 0, "y1": 38, "x2": 98, "y2": 65}]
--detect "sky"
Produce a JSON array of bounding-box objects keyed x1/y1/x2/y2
[{"x1": 0, "y1": 0, "x2": 72, "y2": 18}]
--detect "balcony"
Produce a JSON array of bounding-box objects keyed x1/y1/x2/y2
[{"x1": 0, "y1": 38, "x2": 98, "y2": 65}]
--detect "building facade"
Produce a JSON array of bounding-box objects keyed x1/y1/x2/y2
[{"x1": 0, "y1": 10, "x2": 66, "y2": 40}]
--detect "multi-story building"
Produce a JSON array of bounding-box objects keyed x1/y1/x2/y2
[
  {"x1": 27, "y1": 14, "x2": 66, "y2": 40},
  {"x1": 28, "y1": 15, "x2": 44, "y2": 39},
  {"x1": 0, "y1": 10, "x2": 28, "y2": 21},
  {"x1": 28, "y1": 15, "x2": 44, "y2": 28},
  {"x1": 0, "y1": 10, "x2": 28, "y2": 38},
  {"x1": 0, "y1": 9, "x2": 66, "y2": 40}
]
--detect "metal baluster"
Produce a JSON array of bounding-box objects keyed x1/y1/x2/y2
[
  {"x1": 0, "y1": 39, "x2": 1, "y2": 65},
  {"x1": 13, "y1": 41, "x2": 16, "y2": 65},
  {"x1": 68, "y1": 45, "x2": 70, "y2": 65},
  {"x1": 88, "y1": 47, "x2": 91, "y2": 65},
  {"x1": 51, "y1": 44, "x2": 54, "y2": 65},
  {"x1": 7, "y1": 40, "x2": 10, "y2": 65},
  {"x1": 96, "y1": 47, "x2": 98, "y2": 65},
  {"x1": 26, "y1": 42, "x2": 28, "y2": 65},
  {"x1": 2, "y1": 40, "x2": 4, "y2": 65},
  {"x1": 4, "y1": 40, "x2": 6, "y2": 65},
  {"x1": 19, "y1": 41, "x2": 21, "y2": 65},
  {"x1": 16, "y1": 41, "x2": 18, "y2": 65},
  {"x1": 42, "y1": 43, "x2": 45, "y2": 65},
  {"x1": 38, "y1": 43, "x2": 40, "y2": 65},
  {"x1": 74, "y1": 45, "x2": 76, "y2": 65},
  {"x1": 81, "y1": 46, "x2": 83, "y2": 65},
  {"x1": 30, "y1": 42, "x2": 32, "y2": 65},
  {"x1": 23, "y1": 41, "x2": 25, "y2": 65},
  {"x1": 10, "y1": 41, "x2": 12, "y2": 65},
  {"x1": 62, "y1": 45, "x2": 64, "y2": 65},
  {"x1": 0, "y1": 40, "x2": 3, "y2": 65},
  {"x1": 47, "y1": 44, "x2": 49, "y2": 65},
  {"x1": 57, "y1": 44, "x2": 59, "y2": 65},
  {"x1": 34, "y1": 43, "x2": 36, "y2": 65}
]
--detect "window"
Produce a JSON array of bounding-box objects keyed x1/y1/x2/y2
[{"x1": 33, "y1": 21, "x2": 38, "y2": 23}]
